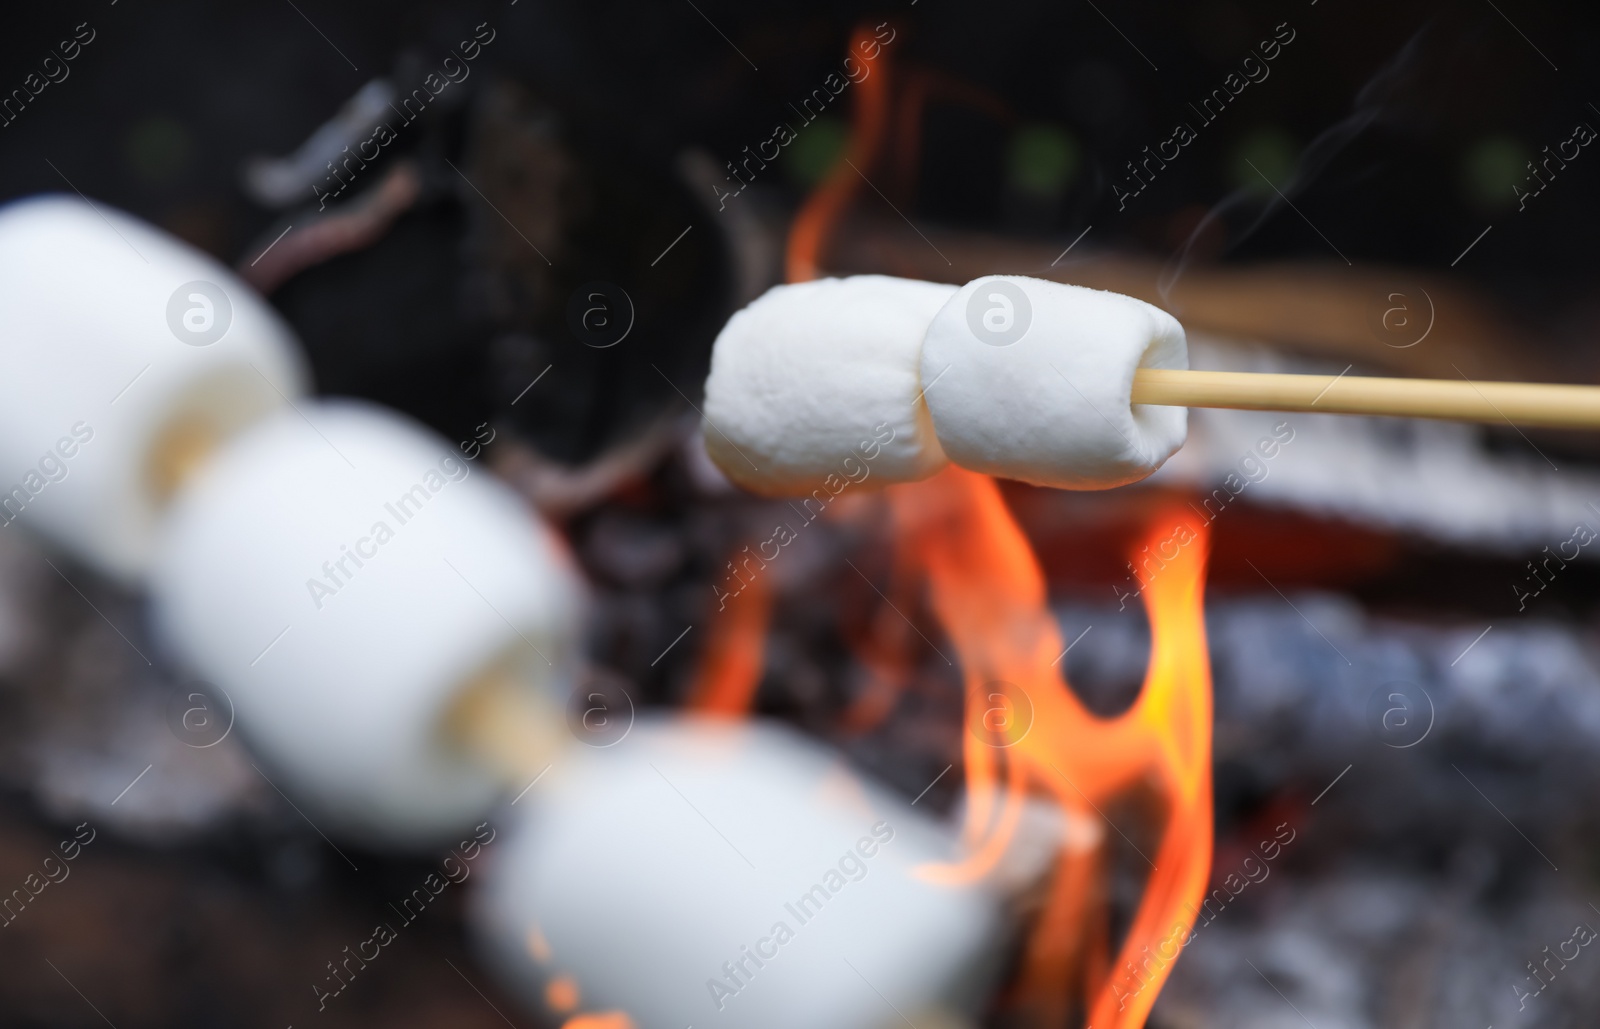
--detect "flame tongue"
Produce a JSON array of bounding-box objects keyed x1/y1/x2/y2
[
  {"x1": 685, "y1": 471, "x2": 1214, "y2": 1028},
  {"x1": 892, "y1": 468, "x2": 1213, "y2": 1028}
]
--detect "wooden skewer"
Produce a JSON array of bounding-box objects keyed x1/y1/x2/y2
[
  {"x1": 1131, "y1": 368, "x2": 1600, "y2": 430},
  {"x1": 442, "y1": 655, "x2": 569, "y2": 788}
]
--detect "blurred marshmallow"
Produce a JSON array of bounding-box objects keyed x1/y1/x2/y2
[
  {"x1": 150, "y1": 401, "x2": 583, "y2": 847},
  {"x1": 0, "y1": 194, "x2": 308, "y2": 582},
  {"x1": 702, "y1": 276, "x2": 953, "y2": 495},
  {"x1": 472, "y1": 717, "x2": 1003, "y2": 1029},
  {"x1": 921, "y1": 275, "x2": 1187, "y2": 490}
]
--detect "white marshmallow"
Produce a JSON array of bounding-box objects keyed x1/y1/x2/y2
[
  {"x1": 921, "y1": 276, "x2": 1187, "y2": 490},
  {"x1": 0, "y1": 194, "x2": 308, "y2": 582},
  {"x1": 472, "y1": 717, "x2": 1003, "y2": 1029},
  {"x1": 150, "y1": 401, "x2": 583, "y2": 847},
  {"x1": 702, "y1": 276, "x2": 954, "y2": 496}
]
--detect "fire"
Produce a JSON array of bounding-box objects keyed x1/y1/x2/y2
[
  {"x1": 559, "y1": 1013, "x2": 635, "y2": 1029},
  {"x1": 686, "y1": 559, "x2": 773, "y2": 717},
  {"x1": 784, "y1": 24, "x2": 890, "y2": 283},
  {"x1": 688, "y1": 471, "x2": 1215, "y2": 1026},
  {"x1": 895, "y1": 469, "x2": 1213, "y2": 1027},
  {"x1": 683, "y1": 22, "x2": 1219, "y2": 1027}
]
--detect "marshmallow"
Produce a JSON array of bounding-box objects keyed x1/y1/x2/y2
[
  {"x1": 472, "y1": 717, "x2": 1003, "y2": 1029},
  {"x1": 702, "y1": 276, "x2": 954, "y2": 495},
  {"x1": 0, "y1": 195, "x2": 308, "y2": 582},
  {"x1": 150, "y1": 401, "x2": 583, "y2": 847},
  {"x1": 921, "y1": 276, "x2": 1187, "y2": 490}
]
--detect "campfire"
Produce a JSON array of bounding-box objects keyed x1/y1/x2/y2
[{"x1": 3, "y1": 6, "x2": 1600, "y2": 1029}]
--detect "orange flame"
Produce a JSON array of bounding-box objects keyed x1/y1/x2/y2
[
  {"x1": 685, "y1": 560, "x2": 773, "y2": 716},
  {"x1": 893, "y1": 468, "x2": 1212, "y2": 1027},
  {"x1": 784, "y1": 23, "x2": 891, "y2": 284},
  {"x1": 559, "y1": 1013, "x2": 635, "y2": 1029}
]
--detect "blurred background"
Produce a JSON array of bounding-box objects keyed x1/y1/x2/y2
[{"x1": 2, "y1": 1, "x2": 1600, "y2": 1026}]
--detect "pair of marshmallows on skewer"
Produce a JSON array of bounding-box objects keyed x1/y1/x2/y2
[
  {"x1": 705, "y1": 275, "x2": 1187, "y2": 494},
  {"x1": 703, "y1": 273, "x2": 1600, "y2": 498},
  {"x1": 0, "y1": 196, "x2": 1004, "y2": 1029}
]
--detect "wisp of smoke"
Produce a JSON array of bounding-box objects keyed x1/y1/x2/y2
[{"x1": 1159, "y1": 24, "x2": 1433, "y2": 301}]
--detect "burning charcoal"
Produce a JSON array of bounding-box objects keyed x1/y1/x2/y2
[
  {"x1": 28, "y1": 664, "x2": 267, "y2": 842},
  {"x1": 150, "y1": 401, "x2": 583, "y2": 847},
  {"x1": 581, "y1": 511, "x2": 687, "y2": 589},
  {"x1": 586, "y1": 589, "x2": 672, "y2": 679},
  {"x1": 0, "y1": 195, "x2": 308, "y2": 583},
  {"x1": 1059, "y1": 594, "x2": 1600, "y2": 848},
  {"x1": 0, "y1": 533, "x2": 272, "y2": 840},
  {"x1": 1155, "y1": 861, "x2": 1600, "y2": 1029},
  {"x1": 470, "y1": 716, "x2": 1006, "y2": 1029}
]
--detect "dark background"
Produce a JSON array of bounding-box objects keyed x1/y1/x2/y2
[
  {"x1": 1, "y1": 0, "x2": 1594, "y2": 277},
  {"x1": 5, "y1": 0, "x2": 1595, "y2": 447}
]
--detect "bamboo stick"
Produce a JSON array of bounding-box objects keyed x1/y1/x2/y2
[
  {"x1": 442, "y1": 657, "x2": 568, "y2": 787},
  {"x1": 1130, "y1": 368, "x2": 1600, "y2": 430}
]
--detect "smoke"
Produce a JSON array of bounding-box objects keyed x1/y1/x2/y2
[{"x1": 1159, "y1": 24, "x2": 1433, "y2": 301}]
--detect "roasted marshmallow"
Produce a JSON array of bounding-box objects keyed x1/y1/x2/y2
[
  {"x1": 151, "y1": 401, "x2": 583, "y2": 847},
  {"x1": 0, "y1": 195, "x2": 307, "y2": 582},
  {"x1": 472, "y1": 717, "x2": 1003, "y2": 1029},
  {"x1": 921, "y1": 275, "x2": 1188, "y2": 490},
  {"x1": 702, "y1": 276, "x2": 954, "y2": 495}
]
